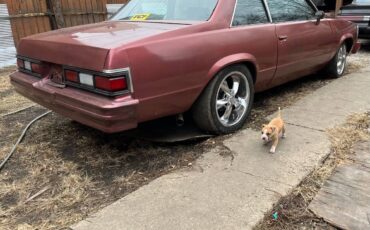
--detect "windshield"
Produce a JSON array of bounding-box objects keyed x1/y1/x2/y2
[{"x1": 111, "y1": 0, "x2": 219, "y2": 22}]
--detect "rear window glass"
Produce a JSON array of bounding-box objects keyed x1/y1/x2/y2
[{"x1": 112, "y1": 0, "x2": 218, "y2": 22}]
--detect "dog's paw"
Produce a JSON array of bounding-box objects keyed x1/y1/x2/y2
[
  {"x1": 282, "y1": 134, "x2": 286, "y2": 139},
  {"x1": 270, "y1": 147, "x2": 276, "y2": 154}
]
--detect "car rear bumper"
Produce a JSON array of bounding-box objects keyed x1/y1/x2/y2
[{"x1": 10, "y1": 71, "x2": 139, "y2": 133}]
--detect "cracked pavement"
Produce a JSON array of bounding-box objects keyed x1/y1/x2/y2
[{"x1": 73, "y1": 68, "x2": 370, "y2": 230}]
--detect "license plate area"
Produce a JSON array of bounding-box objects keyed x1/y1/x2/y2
[{"x1": 48, "y1": 64, "x2": 66, "y2": 88}]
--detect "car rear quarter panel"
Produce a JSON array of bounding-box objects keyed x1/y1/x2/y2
[
  {"x1": 329, "y1": 19, "x2": 357, "y2": 52},
  {"x1": 107, "y1": 24, "x2": 277, "y2": 123}
]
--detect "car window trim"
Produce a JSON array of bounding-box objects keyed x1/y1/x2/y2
[
  {"x1": 263, "y1": 0, "x2": 273, "y2": 22},
  {"x1": 266, "y1": 0, "x2": 320, "y2": 24},
  {"x1": 230, "y1": 0, "x2": 273, "y2": 28},
  {"x1": 307, "y1": 0, "x2": 319, "y2": 12}
]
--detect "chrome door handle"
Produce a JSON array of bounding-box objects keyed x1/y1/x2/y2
[{"x1": 278, "y1": 35, "x2": 288, "y2": 40}]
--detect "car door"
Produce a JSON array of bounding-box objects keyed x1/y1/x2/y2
[
  {"x1": 230, "y1": 0, "x2": 278, "y2": 91},
  {"x1": 267, "y1": 0, "x2": 335, "y2": 87}
]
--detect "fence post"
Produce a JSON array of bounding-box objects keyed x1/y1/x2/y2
[
  {"x1": 47, "y1": 0, "x2": 65, "y2": 29},
  {"x1": 335, "y1": 0, "x2": 343, "y2": 16}
]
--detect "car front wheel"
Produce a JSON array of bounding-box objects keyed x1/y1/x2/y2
[
  {"x1": 325, "y1": 43, "x2": 348, "y2": 78},
  {"x1": 192, "y1": 65, "x2": 254, "y2": 134}
]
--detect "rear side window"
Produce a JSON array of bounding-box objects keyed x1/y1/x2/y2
[
  {"x1": 267, "y1": 0, "x2": 316, "y2": 23},
  {"x1": 232, "y1": 0, "x2": 269, "y2": 26}
]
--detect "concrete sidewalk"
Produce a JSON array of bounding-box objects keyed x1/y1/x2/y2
[{"x1": 73, "y1": 70, "x2": 370, "y2": 230}]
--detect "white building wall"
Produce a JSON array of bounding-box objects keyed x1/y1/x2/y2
[{"x1": 0, "y1": 4, "x2": 16, "y2": 68}]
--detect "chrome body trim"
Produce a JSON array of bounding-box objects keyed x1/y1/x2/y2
[
  {"x1": 103, "y1": 67, "x2": 134, "y2": 93},
  {"x1": 262, "y1": 0, "x2": 273, "y2": 23}
]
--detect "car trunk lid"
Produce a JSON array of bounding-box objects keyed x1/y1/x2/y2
[{"x1": 17, "y1": 21, "x2": 190, "y2": 71}]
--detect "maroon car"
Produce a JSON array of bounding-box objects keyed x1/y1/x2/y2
[{"x1": 11, "y1": 0, "x2": 360, "y2": 134}]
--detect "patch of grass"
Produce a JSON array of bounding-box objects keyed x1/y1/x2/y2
[
  {"x1": 0, "y1": 67, "x2": 33, "y2": 115},
  {"x1": 255, "y1": 112, "x2": 370, "y2": 230},
  {"x1": 0, "y1": 67, "x2": 15, "y2": 91}
]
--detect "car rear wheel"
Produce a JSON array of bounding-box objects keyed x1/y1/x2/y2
[
  {"x1": 325, "y1": 43, "x2": 348, "y2": 78},
  {"x1": 192, "y1": 65, "x2": 254, "y2": 134}
]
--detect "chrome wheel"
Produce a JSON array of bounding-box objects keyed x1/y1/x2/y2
[
  {"x1": 216, "y1": 71, "x2": 250, "y2": 127},
  {"x1": 337, "y1": 45, "x2": 347, "y2": 75}
]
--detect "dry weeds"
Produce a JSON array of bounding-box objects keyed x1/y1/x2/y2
[
  {"x1": 347, "y1": 41, "x2": 370, "y2": 72},
  {"x1": 255, "y1": 112, "x2": 370, "y2": 230},
  {"x1": 0, "y1": 67, "x2": 33, "y2": 115},
  {"x1": 0, "y1": 109, "x2": 204, "y2": 229}
]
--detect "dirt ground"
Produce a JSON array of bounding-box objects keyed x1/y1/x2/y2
[{"x1": 0, "y1": 42, "x2": 369, "y2": 229}]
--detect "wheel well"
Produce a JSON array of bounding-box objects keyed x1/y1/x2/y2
[
  {"x1": 210, "y1": 61, "x2": 257, "y2": 85},
  {"x1": 344, "y1": 38, "x2": 354, "y2": 53},
  {"x1": 241, "y1": 61, "x2": 257, "y2": 84}
]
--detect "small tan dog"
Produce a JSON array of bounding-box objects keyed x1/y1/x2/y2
[{"x1": 261, "y1": 108, "x2": 286, "y2": 154}]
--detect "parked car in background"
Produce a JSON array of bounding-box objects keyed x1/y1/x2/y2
[
  {"x1": 338, "y1": 0, "x2": 370, "y2": 38},
  {"x1": 10, "y1": 0, "x2": 360, "y2": 134}
]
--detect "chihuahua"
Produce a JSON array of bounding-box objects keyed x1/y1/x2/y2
[{"x1": 261, "y1": 108, "x2": 286, "y2": 154}]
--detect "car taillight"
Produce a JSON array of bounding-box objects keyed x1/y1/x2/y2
[
  {"x1": 95, "y1": 76, "x2": 127, "y2": 92},
  {"x1": 17, "y1": 59, "x2": 24, "y2": 69},
  {"x1": 17, "y1": 56, "x2": 44, "y2": 77},
  {"x1": 31, "y1": 63, "x2": 43, "y2": 74},
  {"x1": 64, "y1": 68, "x2": 131, "y2": 96},
  {"x1": 65, "y1": 70, "x2": 79, "y2": 83}
]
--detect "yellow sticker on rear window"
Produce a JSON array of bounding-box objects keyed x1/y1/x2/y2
[{"x1": 130, "y1": 13, "x2": 151, "y2": 21}]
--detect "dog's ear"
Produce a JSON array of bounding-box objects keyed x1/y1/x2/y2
[
  {"x1": 271, "y1": 126, "x2": 277, "y2": 133},
  {"x1": 262, "y1": 124, "x2": 267, "y2": 129}
]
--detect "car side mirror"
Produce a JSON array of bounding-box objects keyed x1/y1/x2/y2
[{"x1": 315, "y1": 11, "x2": 325, "y2": 24}]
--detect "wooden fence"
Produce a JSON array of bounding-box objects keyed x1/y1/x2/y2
[{"x1": 3, "y1": 0, "x2": 128, "y2": 47}]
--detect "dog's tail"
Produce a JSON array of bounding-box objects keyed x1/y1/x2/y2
[{"x1": 278, "y1": 107, "x2": 282, "y2": 118}]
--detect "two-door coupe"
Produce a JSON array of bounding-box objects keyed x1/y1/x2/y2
[{"x1": 10, "y1": 0, "x2": 360, "y2": 134}]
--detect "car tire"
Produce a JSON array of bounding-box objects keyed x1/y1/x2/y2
[
  {"x1": 325, "y1": 43, "x2": 348, "y2": 78},
  {"x1": 192, "y1": 65, "x2": 254, "y2": 134}
]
